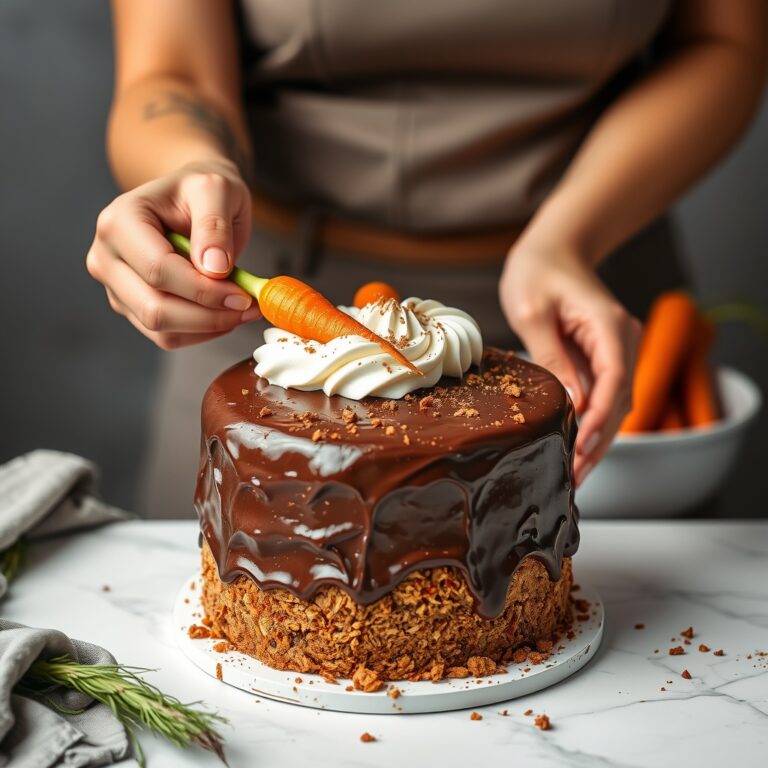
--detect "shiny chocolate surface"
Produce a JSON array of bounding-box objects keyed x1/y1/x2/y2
[{"x1": 195, "y1": 348, "x2": 579, "y2": 618}]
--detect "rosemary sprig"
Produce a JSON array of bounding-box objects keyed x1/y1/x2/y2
[
  {"x1": 20, "y1": 656, "x2": 227, "y2": 767},
  {"x1": 0, "y1": 538, "x2": 24, "y2": 584}
]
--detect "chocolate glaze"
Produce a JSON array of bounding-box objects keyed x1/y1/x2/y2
[{"x1": 195, "y1": 348, "x2": 579, "y2": 618}]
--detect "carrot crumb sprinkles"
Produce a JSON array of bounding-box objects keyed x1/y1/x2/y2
[
  {"x1": 215, "y1": 663, "x2": 223, "y2": 681},
  {"x1": 524, "y1": 709, "x2": 533, "y2": 716},
  {"x1": 669, "y1": 646, "x2": 685, "y2": 656},
  {"x1": 681, "y1": 627, "x2": 694, "y2": 639},
  {"x1": 699, "y1": 644, "x2": 710, "y2": 652},
  {"x1": 470, "y1": 712, "x2": 483, "y2": 721},
  {"x1": 187, "y1": 624, "x2": 210, "y2": 639},
  {"x1": 681, "y1": 669, "x2": 692, "y2": 679},
  {"x1": 534, "y1": 714, "x2": 551, "y2": 730},
  {"x1": 714, "y1": 649, "x2": 725, "y2": 656},
  {"x1": 259, "y1": 406, "x2": 273, "y2": 417},
  {"x1": 360, "y1": 732, "x2": 376, "y2": 743}
]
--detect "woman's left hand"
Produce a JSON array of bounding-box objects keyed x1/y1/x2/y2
[{"x1": 499, "y1": 243, "x2": 642, "y2": 486}]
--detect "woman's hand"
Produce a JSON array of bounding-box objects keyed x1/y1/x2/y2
[
  {"x1": 86, "y1": 159, "x2": 259, "y2": 350},
  {"x1": 499, "y1": 244, "x2": 641, "y2": 486}
]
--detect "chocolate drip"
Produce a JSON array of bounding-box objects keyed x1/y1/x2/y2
[{"x1": 195, "y1": 348, "x2": 579, "y2": 618}]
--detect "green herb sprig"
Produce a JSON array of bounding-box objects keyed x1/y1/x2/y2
[{"x1": 20, "y1": 656, "x2": 227, "y2": 767}]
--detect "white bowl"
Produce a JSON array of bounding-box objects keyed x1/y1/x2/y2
[{"x1": 576, "y1": 367, "x2": 762, "y2": 518}]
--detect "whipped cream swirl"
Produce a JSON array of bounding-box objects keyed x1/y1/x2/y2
[{"x1": 253, "y1": 297, "x2": 483, "y2": 400}]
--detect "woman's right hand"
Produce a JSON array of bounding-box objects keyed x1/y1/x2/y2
[{"x1": 86, "y1": 159, "x2": 259, "y2": 350}]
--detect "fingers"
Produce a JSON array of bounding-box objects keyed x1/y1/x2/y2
[
  {"x1": 574, "y1": 310, "x2": 641, "y2": 485},
  {"x1": 513, "y1": 306, "x2": 586, "y2": 412},
  {"x1": 107, "y1": 210, "x2": 253, "y2": 311},
  {"x1": 183, "y1": 172, "x2": 251, "y2": 279},
  {"x1": 101, "y1": 254, "x2": 259, "y2": 338}
]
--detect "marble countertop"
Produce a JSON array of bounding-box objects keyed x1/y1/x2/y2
[{"x1": 4, "y1": 520, "x2": 767, "y2": 767}]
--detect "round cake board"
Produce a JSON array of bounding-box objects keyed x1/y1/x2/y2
[{"x1": 174, "y1": 575, "x2": 603, "y2": 715}]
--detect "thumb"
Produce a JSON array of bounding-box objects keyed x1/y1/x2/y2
[
  {"x1": 517, "y1": 312, "x2": 585, "y2": 411},
  {"x1": 185, "y1": 174, "x2": 237, "y2": 280}
]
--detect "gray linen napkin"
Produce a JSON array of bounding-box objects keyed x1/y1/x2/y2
[{"x1": 0, "y1": 451, "x2": 136, "y2": 767}]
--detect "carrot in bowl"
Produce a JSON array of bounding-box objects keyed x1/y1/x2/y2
[
  {"x1": 658, "y1": 396, "x2": 685, "y2": 431},
  {"x1": 353, "y1": 281, "x2": 400, "y2": 309},
  {"x1": 620, "y1": 291, "x2": 699, "y2": 433},
  {"x1": 168, "y1": 233, "x2": 420, "y2": 375},
  {"x1": 680, "y1": 314, "x2": 720, "y2": 427}
]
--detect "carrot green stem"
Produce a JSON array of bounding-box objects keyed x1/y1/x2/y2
[
  {"x1": 230, "y1": 267, "x2": 267, "y2": 299},
  {"x1": 167, "y1": 232, "x2": 267, "y2": 299},
  {"x1": 704, "y1": 302, "x2": 768, "y2": 338}
]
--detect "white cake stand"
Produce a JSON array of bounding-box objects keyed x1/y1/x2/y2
[{"x1": 174, "y1": 575, "x2": 603, "y2": 714}]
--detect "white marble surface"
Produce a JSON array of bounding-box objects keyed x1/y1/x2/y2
[{"x1": 4, "y1": 520, "x2": 767, "y2": 768}]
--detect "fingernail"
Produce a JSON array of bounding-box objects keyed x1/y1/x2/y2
[
  {"x1": 241, "y1": 305, "x2": 262, "y2": 322},
  {"x1": 202, "y1": 247, "x2": 230, "y2": 274},
  {"x1": 581, "y1": 431, "x2": 601, "y2": 457},
  {"x1": 565, "y1": 386, "x2": 576, "y2": 405},
  {"x1": 224, "y1": 294, "x2": 251, "y2": 311}
]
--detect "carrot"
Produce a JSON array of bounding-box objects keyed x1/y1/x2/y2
[
  {"x1": 680, "y1": 314, "x2": 720, "y2": 427},
  {"x1": 658, "y1": 396, "x2": 685, "y2": 431},
  {"x1": 259, "y1": 275, "x2": 420, "y2": 372},
  {"x1": 620, "y1": 291, "x2": 699, "y2": 433},
  {"x1": 353, "y1": 281, "x2": 400, "y2": 309},
  {"x1": 168, "y1": 232, "x2": 420, "y2": 375}
]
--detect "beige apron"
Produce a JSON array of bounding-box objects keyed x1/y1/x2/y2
[{"x1": 140, "y1": 0, "x2": 685, "y2": 518}]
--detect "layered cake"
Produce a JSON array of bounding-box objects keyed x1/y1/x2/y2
[{"x1": 196, "y1": 297, "x2": 579, "y2": 683}]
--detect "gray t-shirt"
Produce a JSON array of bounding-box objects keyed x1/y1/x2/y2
[{"x1": 240, "y1": 0, "x2": 671, "y2": 233}]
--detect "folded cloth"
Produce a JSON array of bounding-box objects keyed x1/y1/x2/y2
[
  {"x1": 0, "y1": 451, "x2": 136, "y2": 767},
  {"x1": 0, "y1": 621, "x2": 136, "y2": 768},
  {"x1": 0, "y1": 450, "x2": 130, "y2": 599}
]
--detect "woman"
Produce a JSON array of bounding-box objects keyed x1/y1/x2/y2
[{"x1": 87, "y1": 0, "x2": 766, "y2": 518}]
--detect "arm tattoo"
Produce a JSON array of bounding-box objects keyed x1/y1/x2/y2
[{"x1": 144, "y1": 92, "x2": 253, "y2": 185}]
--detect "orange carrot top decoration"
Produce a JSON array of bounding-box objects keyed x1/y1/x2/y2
[
  {"x1": 353, "y1": 281, "x2": 400, "y2": 309},
  {"x1": 169, "y1": 233, "x2": 420, "y2": 375}
]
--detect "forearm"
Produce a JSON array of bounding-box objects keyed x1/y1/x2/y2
[
  {"x1": 107, "y1": 76, "x2": 253, "y2": 190},
  {"x1": 520, "y1": 20, "x2": 766, "y2": 264}
]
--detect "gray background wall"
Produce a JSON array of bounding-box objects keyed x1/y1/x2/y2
[{"x1": 1, "y1": 0, "x2": 766, "y2": 516}]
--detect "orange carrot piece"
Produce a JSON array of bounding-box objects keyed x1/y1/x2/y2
[
  {"x1": 259, "y1": 276, "x2": 420, "y2": 374},
  {"x1": 167, "y1": 232, "x2": 420, "y2": 375},
  {"x1": 353, "y1": 281, "x2": 400, "y2": 309},
  {"x1": 680, "y1": 315, "x2": 720, "y2": 427},
  {"x1": 659, "y1": 396, "x2": 686, "y2": 431},
  {"x1": 620, "y1": 291, "x2": 699, "y2": 433}
]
